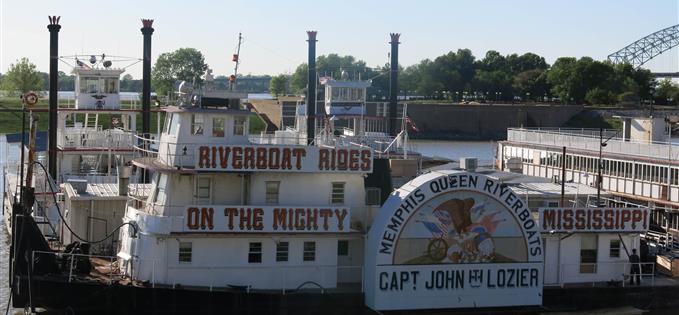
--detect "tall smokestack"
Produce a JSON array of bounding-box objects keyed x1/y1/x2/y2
[
  {"x1": 389, "y1": 33, "x2": 400, "y2": 137},
  {"x1": 141, "y1": 19, "x2": 154, "y2": 136},
  {"x1": 47, "y1": 16, "x2": 61, "y2": 181},
  {"x1": 306, "y1": 31, "x2": 317, "y2": 145}
]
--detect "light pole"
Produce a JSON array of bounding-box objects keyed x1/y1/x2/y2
[{"x1": 598, "y1": 128, "x2": 619, "y2": 206}]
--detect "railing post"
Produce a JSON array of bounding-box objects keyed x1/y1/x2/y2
[
  {"x1": 109, "y1": 257, "x2": 114, "y2": 285},
  {"x1": 69, "y1": 253, "x2": 75, "y2": 282}
]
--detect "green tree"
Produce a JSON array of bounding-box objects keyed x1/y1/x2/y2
[
  {"x1": 289, "y1": 63, "x2": 308, "y2": 94},
  {"x1": 152, "y1": 48, "x2": 209, "y2": 97},
  {"x1": 1, "y1": 58, "x2": 43, "y2": 93},
  {"x1": 269, "y1": 74, "x2": 288, "y2": 96}
]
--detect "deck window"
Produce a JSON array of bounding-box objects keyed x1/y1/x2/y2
[
  {"x1": 276, "y1": 241, "x2": 289, "y2": 262},
  {"x1": 580, "y1": 235, "x2": 598, "y2": 273},
  {"x1": 338, "y1": 240, "x2": 349, "y2": 256},
  {"x1": 248, "y1": 242, "x2": 262, "y2": 263},
  {"x1": 196, "y1": 177, "x2": 211, "y2": 202},
  {"x1": 265, "y1": 181, "x2": 280, "y2": 204},
  {"x1": 609, "y1": 240, "x2": 621, "y2": 258},
  {"x1": 191, "y1": 114, "x2": 204, "y2": 135},
  {"x1": 178, "y1": 242, "x2": 192, "y2": 263},
  {"x1": 331, "y1": 182, "x2": 345, "y2": 204},
  {"x1": 212, "y1": 117, "x2": 225, "y2": 137},
  {"x1": 303, "y1": 241, "x2": 316, "y2": 262},
  {"x1": 233, "y1": 116, "x2": 246, "y2": 135}
]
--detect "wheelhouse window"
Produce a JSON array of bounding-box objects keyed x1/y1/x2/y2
[
  {"x1": 233, "y1": 116, "x2": 246, "y2": 135},
  {"x1": 580, "y1": 235, "x2": 598, "y2": 273},
  {"x1": 265, "y1": 181, "x2": 280, "y2": 204},
  {"x1": 248, "y1": 242, "x2": 262, "y2": 263},
  {"x1": 178, "y1": 242, "x2": 192, "y2": 263},
  {"x1": 276, "y1": 241, "x2": 289, "y2": 262},
  {"x1": 331, "y1": 182, "x2": 345, "y2": 204},
  {"x1": 212, "y1": 117, "x2": 225, "y2": 137},
  {"x1": 303, "y1": 241, "x2": 316, "y2": 262},
  {"x1": 103, "y1": 78, "x2": 118, "y2": 93},
  {"x1": 168, "y1": 114, "x2": 179, "y2": 136},
  {"x1": 80, "y1": 77, "x2": 100, "y2": 93},
  {"x1": 191, "y1": 114, "x2": 204, "y2": 135}
]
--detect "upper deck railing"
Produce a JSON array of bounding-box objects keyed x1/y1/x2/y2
[
  {"x1": 58, "y1": 128, "x2": 136, "y2": 150},
  {"x1": 506, "y1": 128, "x2": 679, "y2": 161}
]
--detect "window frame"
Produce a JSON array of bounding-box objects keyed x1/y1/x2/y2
[
  {"x1": 265, "y1": 181, "x2": 280, "y2": 205},
  {"x1": 579, "y1": 234, "x2": 598, "y2": 273},
  {"x1": 331, "y1": 182, "x2": 345, "y2": 204},
  {"x1": 338, "y1": 240, "x2": 349, "y2": 256},
  {"x1": 276, "y1": 241, "x2": 289, "y2": 262},
  {"x1": 609, "y1": 239, "x2": 621, "y2": 258},
  {"x1": 178, "y1": 241, "x2": 192, "y2": 263},
  {"x1": 195, "y1": 176, "x2": 212, "y2": 203},
  {"x1": 233, "y1": 116, "x2": 246, "y2": 136},
  {"x1": 191, "y1": 114, "x2": 204, "y2": 135},
  {"x1": 212, "y1": 117, "x2": 225, "y2": 137},
  {"x1": 303, "y1": 241, "x2": 316, "y2": 262},
  {"x1": 248, "y1": 242, "x2": 263, "y2": 263}
]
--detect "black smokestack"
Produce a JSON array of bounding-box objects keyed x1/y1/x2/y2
[
  {"x1": 306, "y1": 31, "x2": 317, "y2": 145},
  {"x1": 389, "y1": 33, "x2": 400, "y2": 137},
  {"x1": 141, "y1": 19, "x2": 154, "y2": 136},
  {"x1": 47, "y1": 16, "x2": 61, "y2": 181}
]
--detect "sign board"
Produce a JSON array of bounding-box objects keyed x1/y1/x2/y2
[
  {"x1": 539, "y1": 208, "x2": 650, "y2": 233},
  {"x1": 195, "y1": 145, "x2": 372, "y2": 173},
  {"x1": 365, "y1": 171, "x2": 543, "y2": 311},
  {"x1": 183, "y1": 206, "x2": 351, "y2": 233}
]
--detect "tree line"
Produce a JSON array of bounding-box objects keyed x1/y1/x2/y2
[
  {"x1": 0, "y1": 49, "x2": 665, "y2": 106},
  {"x1": 279, "y1": 50, "x2": 657, "y2": 105}
]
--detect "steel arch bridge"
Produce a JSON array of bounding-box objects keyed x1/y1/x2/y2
[{"x1": 608, "y1": 24, "x2": 679, "y2": 73}]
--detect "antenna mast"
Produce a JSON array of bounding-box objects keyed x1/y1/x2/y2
[{"x1": 230, "y1": 32, "x2": 243, "y2": 91}]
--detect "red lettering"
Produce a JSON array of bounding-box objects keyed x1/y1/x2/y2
[
  {"x1": 575, "y1": 210, "x2": 586, "y2": 230},
  {"x1": 218, "y1": 147, "x2": 230, "y2": 168},
  {"x1": 603, "y1": 210, "x2": 614, "y2": 229},
  {"x1": 186, "y1": 207, "x2": 200, "y2": 229},
  {"x1": 232, "y1": 147, "x2": 243, "y2": 169},
  {"x1": 256, "y1": 148, "x2": 267, "y2": 169},
  {"x1": 631, "y1": 210, "x2": 642, "y2": 229},
  {"x1": 224, "y1": 208, "x2": 238, "y2": 230},
  {"x1": 306, "y1": 208, "x2": 319, "y2": 230},
  {"x1": 349, "y1": 150, "x2": 359, "y2": 170},
  {"x1": 319, "y1": 149, "x2": 329, "y2": 170},
  {"x1": 198, "y1": 146, "x2": 210, "y2": 168},
  {"x1": 200, "y1": 207, "x2": 214, "y2": 230},
  {"x1": 320, "y1": 208, "x2": 332, "y2": 230},
  {"x1": 543, "y1": 210, "x2": 556, "y2": 230},
  {"x1": 620, "y1": 210, "x2": 631, "y2": 229},
  {"x1": 360, "y1": 150, "x2": 372, "y2": 171},
  {"x1": 562, "y1": 210, "x2": 573, "y2": 230},
  {"x1": 282, "y1": 149, "x2": 292, "y2": 170},
  {"x1": 337, "y1": 149, "x2": 348, "y2": 170},
  {"x1": 273, "y1": 208, "x2": 287, "y2": 230},
  {"x1": 244, "y1": 147, "x2": 255, "y2": 169},
  {"x1": 253, "y1": 208, "x2": 264, "y2": 230},
  {"x1": 335, "y1": 208, "x2": 348, "y2": 231},
  {"x1": 269, "y1": 148, "x2": 280, "y2": 169},
  {"x1": 592, "y1": 210, "x2": 603, "y2": 229},
  {"x1": 239, "y1": 208, "x2": 252, "y2": 230},
  {"x1": 292, "y1": 148, "x2": 306, "y2": 170}
]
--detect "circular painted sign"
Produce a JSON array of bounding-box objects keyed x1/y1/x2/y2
[{"x1": 364, "y1": 170, "x2": 543, "y2": 311}]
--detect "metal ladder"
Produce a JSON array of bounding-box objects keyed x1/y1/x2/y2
[
  {"x1": 84, "y1": 113, "x2": 99, "y2": 129},
  {"x1": 33, "y1": 202, "x2": 62, "y2": 249}
]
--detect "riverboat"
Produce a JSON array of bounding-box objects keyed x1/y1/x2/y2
[
  {"x1": 6, "y1": 16, "x2": 675, "y2": 314},
  {"x1": 498, "y1": 120, "x2": 679, "y2": 248}
]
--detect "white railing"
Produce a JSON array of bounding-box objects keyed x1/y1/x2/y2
[
  {"x1": 62, "y1": 174, "x2": 118, "y2": 184},
  {"x1": 557, "y1": 261, "x2": 655, "y2": 287},
  {"x1": 507, "y1": 128, "x2": 679, "y2": 161},
  {"x1": 58, "y1": 129, "x2": 136, "y2": 150}
]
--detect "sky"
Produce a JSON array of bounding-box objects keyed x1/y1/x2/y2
[{"x1": 1, "y1": 0, "x2": 679, "y2": 78}]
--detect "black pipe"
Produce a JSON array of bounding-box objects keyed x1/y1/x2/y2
[
  {"x1": 141, "y1": 19, "x2": 154, "y2": 136},
  {"x1": 389, "y1": 33, "x2": 400, "y2": 137},
  {"x1": 306, "y1": 31, "x2": 317, "y2": 145},
  {"x1": 47, "y1": 16, "x2": 61, "y2": 181}
]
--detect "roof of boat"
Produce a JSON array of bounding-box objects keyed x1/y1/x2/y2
[{"x1": 163, "y1": 105, "x2": 254, "y2": 115}]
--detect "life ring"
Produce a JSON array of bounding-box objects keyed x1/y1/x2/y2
[{"x1": 23, "y1": 91, "x2": 39, "y2": 107}]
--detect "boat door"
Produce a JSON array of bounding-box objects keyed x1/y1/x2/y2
[{"x1": 544, "y1": 237, "x2": 560, "y2": 285}]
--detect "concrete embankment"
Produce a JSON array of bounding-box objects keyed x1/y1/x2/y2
[{"x1": 406, "y1": 103, "x2": 584, "y2": 140}]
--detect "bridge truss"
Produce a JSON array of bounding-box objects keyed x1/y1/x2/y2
[{"x1": 608, "y1": 24, "x2": 679, "y2": 69}]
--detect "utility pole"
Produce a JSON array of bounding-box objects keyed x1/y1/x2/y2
[{"x1": 598, "y1": 128, "x2": 603, "y2": 207}]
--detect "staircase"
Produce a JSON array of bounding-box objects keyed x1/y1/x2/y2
[{"x1": 33, "y1": 202, "x2": 63, "y2": 249}]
